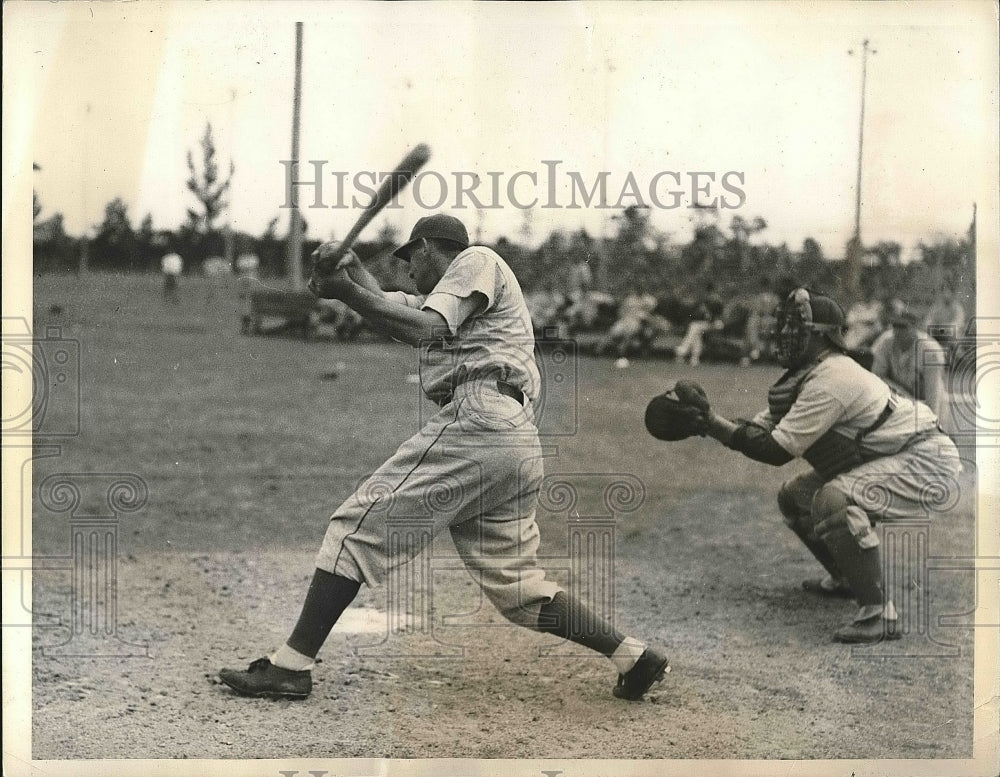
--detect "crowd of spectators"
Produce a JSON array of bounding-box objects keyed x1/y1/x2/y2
[
  {"x1": 524, "y1": 276, "x2": 967, "y2": 379},
  {"x1": 219, "y1": 243, "x2": 968, "y2": 386},
  {"x1": 525, "y1": 277, "x2": 787, "y2": 365}
]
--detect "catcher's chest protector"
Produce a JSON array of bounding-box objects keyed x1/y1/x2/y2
[
  {"x1": 767, "y1": 357, "x2": 892, "y2": 481},
  {"x1": 767, "y1": 363, "x2": 814, "y2": 421}
]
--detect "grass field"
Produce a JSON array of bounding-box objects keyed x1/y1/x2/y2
[{"x1": 24, "y1": 272, "x2": 985, "y2": 763}]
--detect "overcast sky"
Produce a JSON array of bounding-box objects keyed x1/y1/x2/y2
[{"x1": 9, "y1": 1, "x2": 997, "y2": 259}]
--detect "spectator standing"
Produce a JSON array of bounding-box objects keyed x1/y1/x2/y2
[
  {"x1": 871, "y1": 303, "x2": 947, "y2": 416},
  {"x1": 843, "y1": 290, "x2": 884, "y2": 351},
  {"x1": 743, "y1": 279, "x2": 781, "y2": 365},
  {"x1": 924, "y1": 284, "x2": 967, "y2": 352},
  {"x1": 161, "y1": 252, "x2": 183, "y2": 304}
]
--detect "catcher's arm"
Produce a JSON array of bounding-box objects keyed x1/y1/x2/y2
[{"x1": 704, "y1": 412, "x2": 793, "y2": 466}]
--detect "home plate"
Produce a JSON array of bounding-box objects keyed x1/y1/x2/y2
[{"x1": 334, "y1": 607, "x2": 416, "y2": 634}]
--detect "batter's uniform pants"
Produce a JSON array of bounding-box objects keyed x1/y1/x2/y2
[
  {"x1": 316, "y1": 379, "x2": 563, "y2": 626},
  {"x1": 778, "y1": 432, "x2": 963, "y2": 549}
]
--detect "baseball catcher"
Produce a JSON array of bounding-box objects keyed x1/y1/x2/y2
[{"x1": 646, "y1": 287, "x2": 962, "y2": 643}]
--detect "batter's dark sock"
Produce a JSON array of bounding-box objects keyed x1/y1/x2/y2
[
  {"x1": 285, "y1": 568, "x2": 361, "y2": 659},
  {"x1": 534, "y1": 591, "x2": 630, "y2": 658}
]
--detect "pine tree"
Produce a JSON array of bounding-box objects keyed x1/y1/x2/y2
[{"x1": 185, "y1": 122, "x2": 233, "y2": 234}]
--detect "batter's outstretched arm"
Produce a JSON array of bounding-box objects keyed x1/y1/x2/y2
[
  {"x1": 704, "y1": 412, "x2": 794, "y2": 466},
  {"x1": 340, "y1": 283, "x2": 447, "y2": 347}
]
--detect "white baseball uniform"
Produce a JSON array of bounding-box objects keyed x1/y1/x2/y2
[
  {"x1": 315, "y1": 246, "x2": 561, "y2": 625},
  {"x1": 766, "y1": 353, "x2": 961, "y2": 541}
]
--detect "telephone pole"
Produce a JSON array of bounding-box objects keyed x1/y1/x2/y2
[
  {"x1": 846, "y1": 39, "x2": 876, "y2": 297},
  {"x1": 287, "y1": 22, "x2": 305, "y2": 290}
]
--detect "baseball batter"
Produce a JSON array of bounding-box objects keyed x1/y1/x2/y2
[
  {"x1": 219, "y1": 214, "x2": 669, "y2": 700},
  {"x1": 645, "y1": 287, "x2": 961, "y2": 643}
]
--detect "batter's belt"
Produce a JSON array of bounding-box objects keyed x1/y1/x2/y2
[{"x1": 438, "y1": 377, "x2": 526, "y2": 407}]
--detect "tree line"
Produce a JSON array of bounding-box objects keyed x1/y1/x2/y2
[{"x1": 33, "y1": 123, "x2": 975, "y2": 314}]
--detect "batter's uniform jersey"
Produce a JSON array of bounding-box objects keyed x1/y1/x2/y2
[
  {"x1": 315, "y1": 246, "x2": 561, "y2": 626},
  {"x1": 757, "y1": 352, "x2": 961, "y2": 543}
]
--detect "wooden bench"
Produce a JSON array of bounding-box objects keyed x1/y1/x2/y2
[{"x1": 241, "y1": 289, "x2": 321, "y2": 340}]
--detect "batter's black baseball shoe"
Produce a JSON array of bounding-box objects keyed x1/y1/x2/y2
[
  {"x1": 218, "y1": 658, "x2": 312, "y2": 699},
  {"x1": 612, "y1": 647, "x2": 670, "y2": 701}
]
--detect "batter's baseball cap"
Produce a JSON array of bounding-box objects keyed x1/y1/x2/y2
[{"x1": 392, "y1": 214, "x2": 470, "y2": 260}]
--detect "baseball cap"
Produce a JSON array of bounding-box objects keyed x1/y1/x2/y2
[
  {"x1": 783, "y1": 288, "x2": 849, "y2": 351},
  {"x1": 392, "y1": 214, "x2": 470, "y2": 260},
  {"x1": 806, "y1": 292, "x2": 849, "y2": 350}
]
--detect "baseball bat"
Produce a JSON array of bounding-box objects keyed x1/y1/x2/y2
[{"x1": 312, "y1": 143, "x2": 431, "y2": 273}]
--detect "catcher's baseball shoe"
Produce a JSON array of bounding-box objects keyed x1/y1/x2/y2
[
  {"x1": 218, "y1": 658, "x2": 312, "y2": 699},
  {"x1": 612, "y1": 647, "x2": 670, "y2": 701},
  {"x1": 802, "y1": 575, "x2": 853, "y2": 598},
  {"x1": 832, "y1": 615, "x2": 900, "y2": 644}
]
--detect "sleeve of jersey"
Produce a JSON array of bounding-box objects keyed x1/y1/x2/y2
[
  {"x1": 769, "y1": 377, "x2": 848, "y2": 457},
  {"x1": 385, "y1": 290, "x2": 427, "y2": 309},
  {"x1": 421, "y1": 251, "x2": 500, "y2": 335}
]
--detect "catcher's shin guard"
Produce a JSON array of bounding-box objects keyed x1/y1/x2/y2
[
  {"x1": 812, "y1": 488, "x2": 884, "y2": 609},
  {"x1": 788, "y1": 521, "x2": 845, "y2": 583},
  {"x1": 819, "y1": 528, "x2": 884, "y2": 608},
  {"x1": 777, "y1": 483, "x2": 843, "y2": 582}
]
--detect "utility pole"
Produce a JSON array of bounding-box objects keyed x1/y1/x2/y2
[
  {"x1": 80, "y1": 102, "x2": 92, "y2": 278},
  {"x1": 287, "y1": 22, "x2": 305, "y2": 290},
  {"x1": 846, "y1": 39, "x2": 876, "y2": 298},
  {"x1": 224, "y1": 88, "x2": 237, "y2": 271}
]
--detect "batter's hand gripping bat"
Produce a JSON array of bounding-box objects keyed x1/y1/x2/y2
[{"x1": 310, "y1": 143, "x2": 431, "y2": 278}]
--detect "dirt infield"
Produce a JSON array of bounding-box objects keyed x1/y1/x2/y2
[{"x1": 26, "y1": 274, "x2": 983, "y2": 762}]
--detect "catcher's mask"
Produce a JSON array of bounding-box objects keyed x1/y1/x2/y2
[{"x1": 774, "y1": 287, "x2": 848, "y2": 368}]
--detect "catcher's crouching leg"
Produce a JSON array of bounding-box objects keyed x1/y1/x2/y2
[
  {"x1": 777, "y1": 476, "x2": 848, "y2": 594},
  {"x1": 812, "y1": 484, "x2": 899, "y2": 643}
]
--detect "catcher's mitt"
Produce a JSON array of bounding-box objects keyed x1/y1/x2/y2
[
  {"x1": 674, "y1": 379, "x2": 710, "y2": 413},
  {"x1": 644, "y1": 388, "x2": 709, "y2": 441}
]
